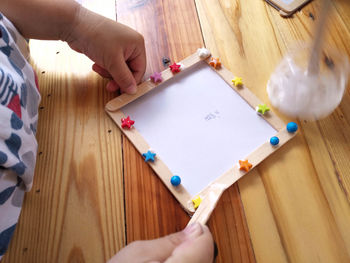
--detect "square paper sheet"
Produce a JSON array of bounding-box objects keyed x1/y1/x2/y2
[{"x1": 122, "y1": 61, "x2": 276, "y2": 196}]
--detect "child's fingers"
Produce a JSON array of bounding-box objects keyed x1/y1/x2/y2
[
  {"x1": 129, "y1": 59, "x2": 146, "y2": 85},
  {"x1": 127, "y1": 49, "x2": 146, "y2": 85},
  {"x1": 92, "y1": 63, "x2": 112, "y2": 78},
  {"x1": 108, "y1": 223, "x2": 212, "y2": 263},
  {"x1": 109, "y1": 55, "x2": 137, "y2": 94},
  {"x1": 93, "y1": 61, "x2": 136, "y2": 94},
  {"x1": 108, "y1": 231, "x2": 186, "y2": 263},
  {"x1": 106, "y1": 80, "x2": 120, "y2": 92},
  {"x1": 165, "y1": 224, "x2": 214, "y2": 263},
  {"x1": 93, "y1": 62, "x2": 143, "y2": 92},
  {"x1": 92, "y1": 64, "x2": 120, "y2": 92}
]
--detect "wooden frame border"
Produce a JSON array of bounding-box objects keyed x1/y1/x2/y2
[
  {"x1": 106, "y1": 51, "x2": 296, "y2": 214},
  {"x1": 265, "y1": 0, "x2": 312, "y2": 17}
]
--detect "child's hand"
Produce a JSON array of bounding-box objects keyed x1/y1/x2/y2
[
  {"x1": 108, "y1": 223, "x2": 215, "y2": 263},
  {"x1": 1, "y1": 0, "x2": 146, "y2": 94},
  {"x1": 64, "y1": 7, "x2": 146, "y2": 94}
]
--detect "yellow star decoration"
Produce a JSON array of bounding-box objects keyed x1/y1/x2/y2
[
  {"x1": 256, "y1": 104, "x2": 270, "y2": 115},
  {"x1": 232, "y1": 77, "x2": 243, "y2": 87},
  {"x1": 192, "y1": 195, "x2": 202, "y2": 209}
]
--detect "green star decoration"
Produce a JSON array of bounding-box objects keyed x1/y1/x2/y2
[{"x1": 256, "y1": 104, "x2": 270, "y2": 115}]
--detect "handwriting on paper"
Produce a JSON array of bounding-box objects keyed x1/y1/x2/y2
[{"x1": 204, "y1": 110, "x2": 220, "y2": 121}]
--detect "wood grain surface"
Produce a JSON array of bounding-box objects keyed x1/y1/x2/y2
[
  {"x1": 3, "y1": 0, "x2": 350, "y2": 262},
  {"x1": 195, "y1": 0, "x2": 350, "y2": 262}
]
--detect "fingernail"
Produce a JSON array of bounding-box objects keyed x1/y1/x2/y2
[
  {"x1": 126, "y1": 84, "x2": 137, "y2": 94},
  {"x1": 184, "y1": 223, "x2": 203, "y2": 239},
  {"x1": 213, "y1": 241, "x2": 218, "y2": 261}
]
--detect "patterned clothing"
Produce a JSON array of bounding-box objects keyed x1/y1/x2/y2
[{"x1": 0, "y1": 13, "x2": 40, "y2": 259}]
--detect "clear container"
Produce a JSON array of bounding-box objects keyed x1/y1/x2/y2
[{"x1": 267, "y1": 44, "x2": 350, "y2": 120}]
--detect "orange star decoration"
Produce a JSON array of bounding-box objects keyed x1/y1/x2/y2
[
  {"x1": 239, "y1": 160, "x2": 252, "y2": 172},
  {"x1": 209, "y1": 57, "x2": 221, "y2": 69}
]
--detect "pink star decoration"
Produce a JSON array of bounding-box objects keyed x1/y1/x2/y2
[
  {"x1": 150, "y1": 72, "x2": 163, "y2": 83},
  {"x1": 121, "y1": 116, "x2": 135, "y2": 129}
]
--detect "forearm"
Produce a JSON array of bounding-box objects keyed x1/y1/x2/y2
[
  {"x1": 0, "y1": 0, "x2": 80, "y2": 40},
  {"x1": 1, "y1": 0, "x2": 146, "y2": 94}
]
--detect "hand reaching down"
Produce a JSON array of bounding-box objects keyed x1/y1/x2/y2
[
  {"x1": 108, "y1": 223, "x2": 215, "y2": 263},
  {"x1": 64, "y1": 6, "x2": 146, "y2": 94}
]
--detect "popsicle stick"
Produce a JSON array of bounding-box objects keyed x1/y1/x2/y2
[
  {"x1": 105, "y1": 53, "x2": 210, "y2": 112},
  {"x1": 187, "y1": 185, "x2": 227, "y2": 225},
  {"x1": 188, "y1": 128, "x2": 296, "y2": 225}
]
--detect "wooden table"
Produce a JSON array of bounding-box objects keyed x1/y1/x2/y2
[{"x1": 3, "y1": 0, "x2": 350, "y2": 262}]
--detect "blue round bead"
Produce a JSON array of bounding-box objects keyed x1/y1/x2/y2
[
  {"x1": 270, "y1": 136, "x2": 279, "y2": 146},
  {"x1": 287, "y1": 122, "x2": 298, "y2": 133},
  {"x1": 171, "y1": 175, "x2": 181, "y2": 186}
]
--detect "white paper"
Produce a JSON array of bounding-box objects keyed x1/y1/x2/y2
[{"x1": 122, "y1": 61, "x2": 277, "y2": 196}]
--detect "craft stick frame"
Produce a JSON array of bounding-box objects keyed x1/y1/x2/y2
[
  {"x1": 106, "y1": 50, "x2": 296, "y2": 214},
  {"x1": 265, "y1": 0, "x2": 312, "y2": 17}
]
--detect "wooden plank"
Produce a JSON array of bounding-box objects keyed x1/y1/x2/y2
[
  {"x1": 208, "y1": 183, "x2": 256, "y2": 263},
  {"x1": 2, "y1": 1, "x2": 125, "y2": 262},
  {"x1": 268, "y1": 0, "x2": 350, "y2": 256},
  {"x1": 195, "y1": 0, "x2": 350, "y2": 262},
  {"x1": 123, "y1": 138, "x2": 190, "y2": 239},
  {"x1": 116, "y1": 0, "x2": 256, "y2": 261},
  {"x1": 332, "y1": 0, "x2": 350, "y2": 33},
  {"x1": 239, "y1": 170, "x2": 289, "y2": 263}
]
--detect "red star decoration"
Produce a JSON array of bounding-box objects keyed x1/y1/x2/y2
[
  {"x1": 169, "y1": 63, "x2": 181, "y2": 74},
  {"x1": 239, "y1": 160, "x2": 252, "y2": 172},
  {"x1": 121, "y1": 116, "x2": 135, "y2": 129}
]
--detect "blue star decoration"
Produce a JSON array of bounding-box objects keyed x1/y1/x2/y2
[{"x1": 142, "y1": 150, "x2": 156, "y2": 162}]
